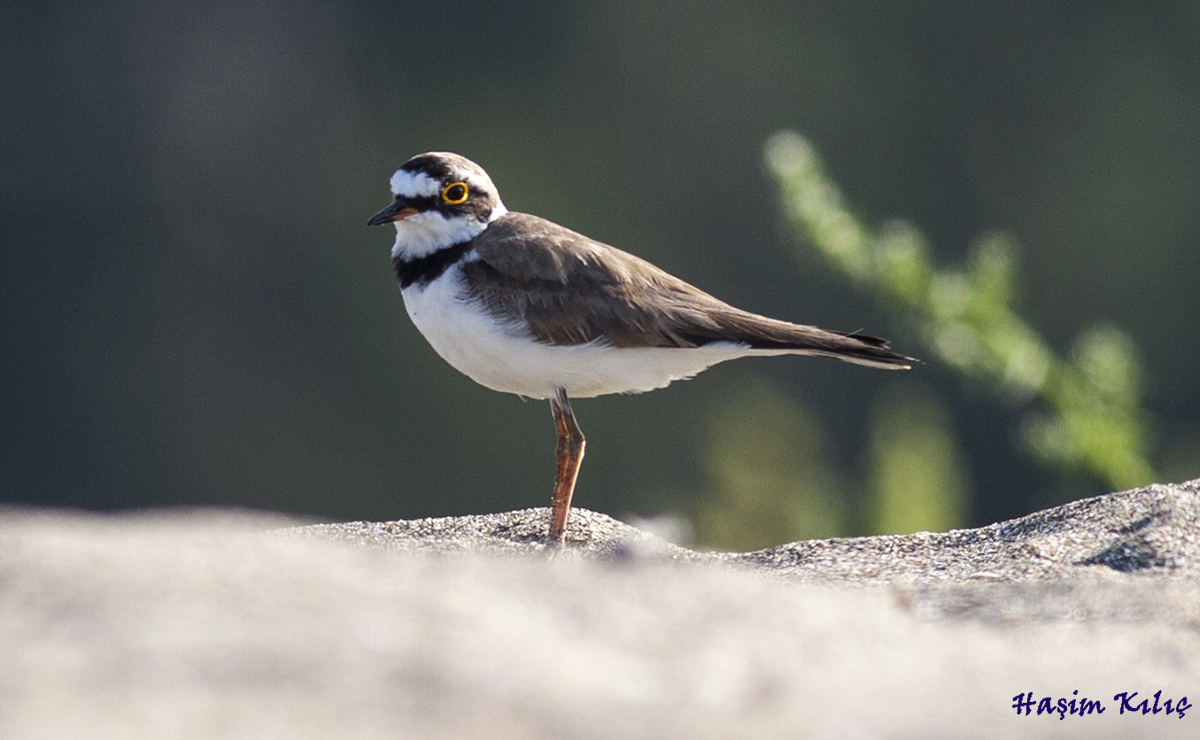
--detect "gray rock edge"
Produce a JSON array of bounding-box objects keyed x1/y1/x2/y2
[{"x1": 279, "y1": 480, "x2": 1200, "y2": 626}]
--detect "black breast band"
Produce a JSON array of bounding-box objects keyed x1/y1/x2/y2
[{"x1": 393, "y1": 241, "x2": 472, "y2": 289}]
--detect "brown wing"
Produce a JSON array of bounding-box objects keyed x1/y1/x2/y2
[{"x1": 462, "y1": 212, "x2": 915, "y2": 369}]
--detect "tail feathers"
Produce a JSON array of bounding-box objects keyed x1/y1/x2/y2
[
  {"x1": 676, "y1": 311, "x2": 918, "y2": 370},
  {"x1": 786, "y1": 340, "x2": 917, "y2": 370},
  {"x1": 819, "y1": 330, "x2": 918, "y2": 370},
  {"x1": 759, "y1": 329, "x2": 918, "y2": 370}
]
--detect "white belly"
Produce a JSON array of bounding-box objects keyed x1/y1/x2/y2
[{"x1": 401, "y1": 267, "x2": 756, "y2": 399}]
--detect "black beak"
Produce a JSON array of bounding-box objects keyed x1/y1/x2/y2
[{"x1": 367, "y1": 199, "x2": 418, "y2": 226}]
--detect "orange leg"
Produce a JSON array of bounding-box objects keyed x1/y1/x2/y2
[{"x1": 549, "y1": 388, "x2": 586, "y2": 545}]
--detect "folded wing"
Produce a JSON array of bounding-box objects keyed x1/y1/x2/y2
[{"x1": 463, "y1": 213, "x2": 915, "y2": 370}]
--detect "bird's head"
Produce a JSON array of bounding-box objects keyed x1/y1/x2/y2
[{"x1": 368, "y1": 152, "x2": 507, "y2": 258}]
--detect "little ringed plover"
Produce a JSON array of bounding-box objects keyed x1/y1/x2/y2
[{"x1": 368, "y1": 152, "x2": 916, "y2": 545}]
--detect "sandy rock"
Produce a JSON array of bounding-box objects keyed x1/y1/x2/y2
[{"x1": 1, "y1": 482, "x2": 1198, "y2": 739}]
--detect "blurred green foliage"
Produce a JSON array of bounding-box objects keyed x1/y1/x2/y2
[
  {"x1": 693, "y1": 376, "x2": 971, "y2": 548},
  {"x1": 868, "y1": 384, "x2": 969, "y2": 536},
  {"x1": 694, "y1": 377, "x2": 846, "y2": 549},
  {"x1": 766, "y1": 132, "x2": 1156, "y2": 492}
]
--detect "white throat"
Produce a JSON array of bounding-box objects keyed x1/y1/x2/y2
[{"x1": 389, "y1": 203, "x2": 508, "y2": 260}]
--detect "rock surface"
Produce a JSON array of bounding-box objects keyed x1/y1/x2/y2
[{"x1": 2, "y1": 481, "x2": 1199, "y2": 739}]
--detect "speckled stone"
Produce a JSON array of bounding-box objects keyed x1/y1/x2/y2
[{"x1": 2, "y1": 481, "x2": 1198, "y2": 739}]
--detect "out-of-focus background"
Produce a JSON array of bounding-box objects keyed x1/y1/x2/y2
[{"x1": 3, "y1": 0, "x2": 1198, "y2": 549}]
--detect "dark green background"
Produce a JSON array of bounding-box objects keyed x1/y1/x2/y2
[{"x1": 3, "y1": 1, "x2": 1198, "y2": 538}]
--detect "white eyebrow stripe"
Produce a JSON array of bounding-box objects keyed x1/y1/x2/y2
[
  {"x1": 390, "y1": 169, "x2": 441, "y2": 197},
  {"x1": 460, "y1": 172, "x2": 492, "y2": 192}
]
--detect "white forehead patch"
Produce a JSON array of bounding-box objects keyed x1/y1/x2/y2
[{"x1": 390, "y1": 169, "x2": 440, "y2": 198}]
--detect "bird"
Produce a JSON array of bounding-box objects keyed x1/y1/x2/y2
[{"x1": 368, "y1": 152, "x2": 916, "y2": 545}]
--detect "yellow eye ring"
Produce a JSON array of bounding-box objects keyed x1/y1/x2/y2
[{"x1": 441, "y1": 181, "x2": 469, "y2": 204}]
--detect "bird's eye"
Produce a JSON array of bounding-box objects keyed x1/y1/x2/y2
[{"x1": 441, "y1": 182, "x2": 469, "y2": 204}]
